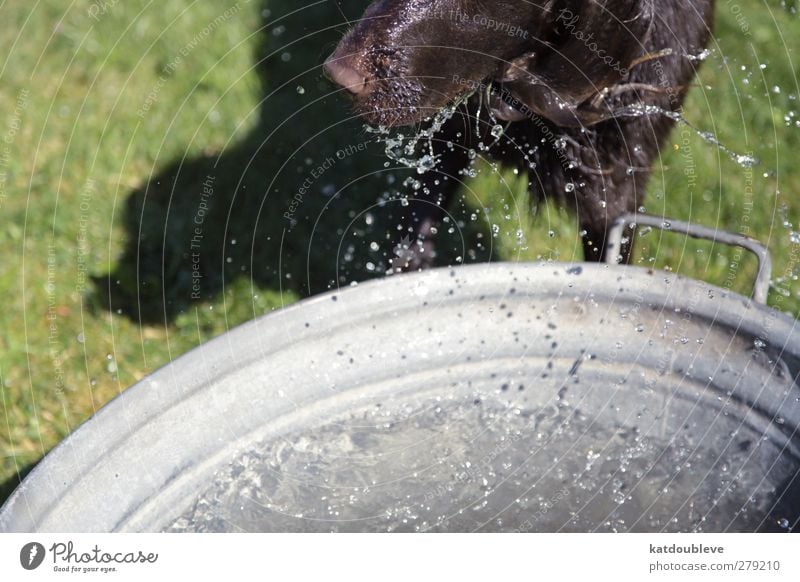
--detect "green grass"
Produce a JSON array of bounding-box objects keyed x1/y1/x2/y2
[{"x1": 0, "y1": 0, "x2": 798, "y2": 503}]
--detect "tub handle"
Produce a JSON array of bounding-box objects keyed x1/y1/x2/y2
[{"x1": 605, "y1": 214, "x2": 773, "y2": 304}]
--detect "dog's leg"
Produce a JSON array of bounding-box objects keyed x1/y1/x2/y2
[
  {"x1": 577, "y1": 164, "x2": 653, "y2": 265},
  {"x1": 563, "y1": 122, "x2": 656, "y2": 264},
  {"x1": 391, "y1": 111, "x2": 477, "y2": 272},
  {"x1": 392, "y1": 158, "x2": 469, "y2": 271},
  {"x1": 393, "y1": 187, "x2": 454, "y2": 271},
  {"x1": 580, "y1": 211, "x2": 638, "y2": 264}
]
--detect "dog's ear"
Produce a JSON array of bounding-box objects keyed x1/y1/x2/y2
[{"x1": 499, "y1": 0, "x2": 654, "y2": 126}]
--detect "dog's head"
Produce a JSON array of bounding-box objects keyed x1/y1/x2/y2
[{"x1": 324, "y1": 0, "x2": 548, "y2": 127}]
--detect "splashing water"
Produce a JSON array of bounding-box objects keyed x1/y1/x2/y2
[
  {"x1": 683, "y1": 49, "x2": 711, "y2": 62},
  {"x1": 613, "y1": 103, "x2": 758, "y2": 168},
  {"x1": 366, "y1": 92, "x2": 474, "y2": 175},
  {"x1": 779, "y1": 203, "x2": 800, "y2": 248},
  {"x1": 770, "y1": 204, "x2": 800, "y2": 294},
  {"x1": 366, "y1": 82, "x2": 518, "y2": 180}
]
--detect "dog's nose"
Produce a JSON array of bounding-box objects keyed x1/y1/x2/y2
[{"x1": 323, "y1": 55, "x2": 371, "y2": 95}]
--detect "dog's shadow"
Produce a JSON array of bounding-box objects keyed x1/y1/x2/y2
[{"x1": 94, "y1": 0, "x2": 491, "y2": 324}]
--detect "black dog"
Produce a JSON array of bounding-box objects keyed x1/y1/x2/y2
[{"x1": 324, "y1": 0, "x2": 714, "y2": 266}]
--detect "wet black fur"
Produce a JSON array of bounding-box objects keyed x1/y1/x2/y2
[{"x1": 327, "y1": 0, "x2": 715, "y2": 264}]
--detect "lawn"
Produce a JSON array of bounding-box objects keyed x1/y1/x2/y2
[{"x1": 0, "y1": 0, "x2": 798, "y2": 503}]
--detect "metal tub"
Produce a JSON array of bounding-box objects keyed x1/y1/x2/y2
[{"x1": 2, "y1": 219, "x2": 798, "y2": 532}]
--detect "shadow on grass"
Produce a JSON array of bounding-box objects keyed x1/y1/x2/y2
[
  {"x1": 0, "y1": 461, "x2": 37, "y2": 508},
  {"x1": 94, "y1": 0, "x2": 491, "y2": 325}
]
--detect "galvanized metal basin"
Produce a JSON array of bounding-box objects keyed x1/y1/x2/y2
[{"x1": 1, "y1": 262, "x2": 798, "y2": 532}]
